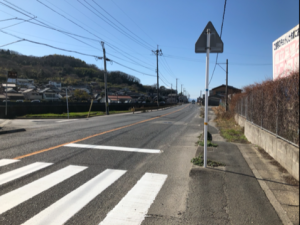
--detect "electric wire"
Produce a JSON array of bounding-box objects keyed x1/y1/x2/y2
[
  {"x1": 91, "y1": 0, "x2": 154, "y2": 49},
  {"x1": 77, "y1": 0, "x2": 152, "y2": 51},
  {"x1": 110, "y1": 0, "x2": 156, "y2": 45},
  {"x1": 209, "y1": 0, "x2": 227, "y2": 85},
  {"x1": 2, "y1": 1, "x2": 155, "y2": 72},
  {"x1": 0, "y1": 39, "x2": 24, "y2": 48},
  {"x1": 37, "y1": 0, "x2": 155, "y2": 69},
  {"x1": 0, "y1": 17, "x2": 17, "y2": 22}
]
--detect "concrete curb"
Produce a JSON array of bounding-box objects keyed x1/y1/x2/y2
[
  {"x1": 0, "y1": 128, "x2": 26, "y2": 135},
  {"x1": 237, "y1": 144, "x2": 293, "y2": 225}
]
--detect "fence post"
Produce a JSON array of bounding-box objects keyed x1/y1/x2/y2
[
  {"x1": 276, "y1": 98, "x2": 278, "y2": 138},
  {"x1": 261, "y1": 90, "x2": 263, "y2": 129},
  {"x1": 252, "y1": 91, "x2": 253, "y2": 123}
]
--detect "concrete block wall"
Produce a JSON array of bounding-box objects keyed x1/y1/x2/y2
[{"x1": 235, "y1": 114, "x2": 299, "y2": 181}]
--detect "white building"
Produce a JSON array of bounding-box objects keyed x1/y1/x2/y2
[
  {"x1": 273, "y1": 24, "x2": 299, "y2": 80},
  {"x1": 49, "y1": 81, "x2": 61, "y2": 88},
  {"x1": 7, "y1": 78, "x2": 35, "y2": 88}
]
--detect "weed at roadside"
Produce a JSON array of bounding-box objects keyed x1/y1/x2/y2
[{"x1": 191, "y1": 154, "x2": 225, "y2": 167}]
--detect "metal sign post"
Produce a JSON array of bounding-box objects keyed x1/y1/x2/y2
[
  {"x1": 195, "y1": 21, "x2": 223, "y2": 168},
  {"x1": 203, "y1": 29, "x2": 210, "y2": 167}
]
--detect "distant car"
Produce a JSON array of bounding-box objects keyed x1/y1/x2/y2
[
  {"x1": 2, "y1": 100, "x2": 10, "y2": 102},
  {"x1": 16, "y1": 100, "x2": 24, "y2": 103},
  {"x1": 192, "y1": 100, "x2": 195, "y2": 104},
  {"x1": 31, "y1": 100, "x2": 41, "y2": 103},
  {"x1": 142, "y1": 101, "x2": 146, "y2": 103},
  {"x1": 159, "y1": 101, "x2": 165, "y2": 104}
]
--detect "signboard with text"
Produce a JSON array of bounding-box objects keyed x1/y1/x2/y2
[
  {"x1": 7, "y1": 71, "x2": 17, "y2": 79},
  {"x1": 273, "y1": 24, "x2": 299, "y2": 80}
]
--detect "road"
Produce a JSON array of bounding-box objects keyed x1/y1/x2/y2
[{"x1": 0, "y1": 104, "x2": 201, "y2": 225}]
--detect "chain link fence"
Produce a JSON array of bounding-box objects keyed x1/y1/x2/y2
[{"x1": 234, "y1": 72, "x2": 299, "y2": 147}]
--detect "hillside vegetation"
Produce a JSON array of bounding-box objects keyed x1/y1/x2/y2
[{"x1": 0, "y1": 49, "x2": 162, "y2": 94}]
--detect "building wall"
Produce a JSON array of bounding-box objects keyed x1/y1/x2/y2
[
  {"x1": 211, "y1": 86, "x2": 242, "y2": 96},
  {"x1": 273, "y1": 24, "x2": 299, "y2": 80}
]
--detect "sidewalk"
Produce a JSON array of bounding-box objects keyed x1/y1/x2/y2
[{"x1": 186, "y1": 109, "x2": 299, "y2": 225}]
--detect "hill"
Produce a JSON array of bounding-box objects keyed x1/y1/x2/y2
[{"x1": 0, "y1": 49, "x2": 159, "y2": 94}]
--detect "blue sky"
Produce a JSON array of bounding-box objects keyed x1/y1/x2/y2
[{"x1": 0, "y1": 0, "x2": 299, "y2": 99}]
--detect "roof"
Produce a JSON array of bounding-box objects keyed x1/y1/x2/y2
[
  {"x1": 211, "y1": 84, "x2": 242, "y2": 91},
  {"x1": 2, "y1": 83, "x2": 16, "y2": 87},
  {"x1": 22, "y1": 89, "x2": 34, "y2": 93},
  {"x1": 108, "y1": 95, "x2": 132, "y2": 100}
]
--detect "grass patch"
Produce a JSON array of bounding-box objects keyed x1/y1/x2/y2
[
  {"x1": 20, "y1": 110, "x2": 130, "y2": 119},
  {"x1": 214, "y1": 115, "x2": 249, "y2": 143},
  {"x1": 191, "y1": 154, "x2": 225, "y2": 167},
  {"x1": 198, "y1": 140, "x2": 218, "y2": 147}
]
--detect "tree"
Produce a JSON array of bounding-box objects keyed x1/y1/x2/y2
[{"x1": 74, "y1": 89, "x2": 90, "y2": 100}]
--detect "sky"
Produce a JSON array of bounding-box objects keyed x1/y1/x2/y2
[{"x1": 0, "y1": 0, "x2": 299, "y2": 99}]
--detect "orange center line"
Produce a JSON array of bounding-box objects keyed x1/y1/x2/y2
[{"x1": 13, "y1": 105, "x2": 189, "y2": 160}]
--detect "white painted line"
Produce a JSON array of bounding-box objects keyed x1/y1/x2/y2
[
  {"x1": 56, "y1": 119, "x2": 78, "y2": 123},
  {"x1": 0, "y1": 159, "x2": 19, "y2": 167},
  {"x1": 0, "y1": 165, "x2": 86, "y2": 214},
  {"x1": 22, "y1": 169, "x2": 126, "y2": 225},
  {"x1": 0, "y1": 162, "x2": 52, "y2": 186},
  {"x1": 100, "y1": 173, "x2": 167, "y2": 225},
  {"x1": 64, "y1": 143, "x2": 161, "y2": 154}
]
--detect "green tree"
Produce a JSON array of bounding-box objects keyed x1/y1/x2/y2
[{"x1": 74, "y1": 89, "x2": 90, "y2": 100}]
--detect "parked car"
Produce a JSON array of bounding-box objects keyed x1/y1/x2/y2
[
  {"x1": 31, "y1": 100, "x2": 41, "y2": 103},
  {"x1": 2, "y1": 100, "x2": 10, "y2": 102},
  {"x1": 16, "y1": 100, "x2": 24, "y2": 103},
  {"x1": 159, "y1": 101, "x2": 165, "y2": 104}
]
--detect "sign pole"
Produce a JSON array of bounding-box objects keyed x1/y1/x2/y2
[
  {"x1": 204, "y1": 28, "x2": 211, "y2": 168},
  {"x1": 5, "y1": 71, "x2": 7, "y2": 117}
]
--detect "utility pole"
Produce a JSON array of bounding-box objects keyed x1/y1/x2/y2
[
  {"x1": 225, "y1": 59, "x2": 228, "y2": 111},
  {"x1": 176, "y1": 78, "x2": 178, "y2": 104},
  {"x1": 171, "y1": 83, "x2": 173, "y2": 103},
  {"x1": 152, "y1": 46, "x2": 162, "y2": 108},
  {"x1": 101, "y1": 41, "x2": 109, "y2": 115}
]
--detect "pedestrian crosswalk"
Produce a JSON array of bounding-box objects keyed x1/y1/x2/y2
[{"x1": 0, "y1": 159, "x2": 167, "y2": 225}]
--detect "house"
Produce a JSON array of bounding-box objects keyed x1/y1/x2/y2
[
  {"x1": 7, "y1": 78, "x2": 35, "y2": 88},
  {"x1": 23, "y1": 89, "x2": 43, "y2": 100},
  {"x1": 99, "y1": 95, "x2": 132, "y2": 103},
  {"x1": 210, "y1": 85, "x2": 242, "y2": 97},
  {"x1": 48, "y1": 81, "x2": 61, "y2": 88},
  {"x1": 39, "y1": 88, "x2": 61, "y2": 101}
]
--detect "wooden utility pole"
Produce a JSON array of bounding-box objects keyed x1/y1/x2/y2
[
  {"x1": 225, "y1": 59, "x2": 228, "y2": 111},
  {"x1": 101, "y1": 41, "x2": 109, "y2": 115},
  {"x1": 152, "y1": 46, "x2": 162, "y2": 107}
]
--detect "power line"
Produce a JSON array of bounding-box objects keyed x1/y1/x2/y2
[
  {"x1": 0, "y1": 17, "x2": 17, "y2": 22},
  {"x1": 112, "y1": 61, "x2": 156, "y2": 77},
  {"x1": 0, "y1": 30, "x2": 156, "y2": 79},
  {"x1": 91, "y1": 0, "x2": 154, "y2": 49},
  {"x1": 0, "y1": 39, "x2": 24, "y2": 48},
  {"x1": 2, "y1": 1, "x2": 155, "y2": 72},
  {"x1": 161, "y1": 55, "x2": 177, "y2": 79},
  {"x1": 0, "y1": 17, "x2": 36, "y2": 30},
  {"x1": 110, "y1": 0, "x2": 156, "y2": 45},
  {"x1": 76, "y1": 0, "x2": 153, "y2": 51},
  {"x1": 0, "y1": 30, "x2": 103, "y2": 58},
  {"x1": 209, "y1": 0, "x2": 227, "y2": 85},
  {"x1": 37, "y1": 0, "x2": 155, "y2": 69}
]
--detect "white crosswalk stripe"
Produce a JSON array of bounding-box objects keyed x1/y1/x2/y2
[
  {"x1": 64, "y1": 143, "x2": 162, "y2": 154},
  {"x1": 0, "y1": 165, "x2": 86, "y2": 214},
  {"x1": 22, "y1": 169, "x2": 127, "y2": 225},
  {"x1": 0, "y1": 159, "x2": 167, "y2": 225},
  {"x1": 0, "y1": 159, "x2": 19, "y2": 167},
  {"x1": 100, "y1": 173, "x2": 167, "y2": 225},
  {"x1": 0, "y1": 162, "x2": 52, "y2": 186}
]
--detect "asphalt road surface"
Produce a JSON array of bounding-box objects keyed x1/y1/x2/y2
[{"x1": 0, "y1": 104, "x2": 202, "y2": 225}]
